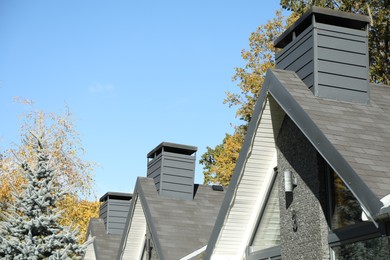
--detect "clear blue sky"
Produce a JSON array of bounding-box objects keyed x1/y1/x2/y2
[{"x1": 0, "y1": 1, "x2": 286, "y2": 199}]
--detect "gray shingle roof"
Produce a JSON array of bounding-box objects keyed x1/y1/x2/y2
[
  {"x1": 137, "y1": 177, "x2": 226, "y2": 259},
  {"x1": 87, "y1": 218, "x2": 122, "y2": 260},
  {"x1": 271, "y1": 69, "x2": 390, "y2": 199}
]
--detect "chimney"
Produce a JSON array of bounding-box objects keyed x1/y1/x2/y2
[
  {"x1": 274, "y1": 7, "x2": 371, "y2": 103},
  {"x1": 99, "y1": 192, "x2": 132, "y2": 235},
  {"x1": 147, "y1": 142, "x2": 197, "y2": 200}
]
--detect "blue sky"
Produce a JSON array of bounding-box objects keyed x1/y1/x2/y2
[{"x1": 0, "y1": 1, "x2": 286, "y2": 199}]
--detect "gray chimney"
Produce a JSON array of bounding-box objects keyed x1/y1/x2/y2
[
  {"x1": 147, "y1": 142, "x2": 197, "y2": 200},
  {"x1": 274, "y1": 7, "x2": 371, "y2": 103},
  {"x1": 99, "y1": 192, "x2": 132, "y2": 235}
]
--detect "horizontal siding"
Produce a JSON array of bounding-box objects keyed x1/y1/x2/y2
[
  {"x1": 123, "y1": 199, "x2": 146, "y2": 260},
  {"x1": 275, "y1": 24, "x2": 313, "y2": 63},
  {"x1": 107, "y1": 199, "x2": 131, "y2": 235},
  {"x1": 160, "y1": 182, "x2": 193, "y2": 193},
  {"x1": 163, "y1": 157, "x2": 195, "y2": 170},
  {"x1": 147, "y1": 156, "x2": 162, "y2": 179},
  {"x1": 315, "y1": 22, "x2": 368, "y2": 103},
  {"x1": 317, "y1": 60, "x2": 367, "y2": 79},
  {"x1": 162, "y1": 166, "x2": 194, "y2": 178},
  {"x1": 277, "y1": 35, "x2": 313, "y2": 70},
  {"x1": 316, "y1": 22, "x2": 368, "y2": 38},
  {"x1": 317, "y1": 46, "x2": 366, "y2": 66},
  {"x1": 317, "y1": 34, "x2": 365, "y2": 54},
  {"x1": 162, "y1": 173, "x2": 194, "y2": 185},
  {"x1": 212, "y1": 98, "x2": 281, "y2": 259},
  {"x1": 317, "y1": 72, "x2": 368, "y2": 91}
]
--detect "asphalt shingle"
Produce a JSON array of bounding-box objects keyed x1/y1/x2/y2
[
  {"x1": 138, "y1": 177, "x2": 226, "y2": 259},
  {"x1": 273, "y1": 69, "x2": 390, "y2": 199}
]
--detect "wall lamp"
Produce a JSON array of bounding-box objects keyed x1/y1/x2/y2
[{"x1": 284, "y1": 170, "x2": 297, "y2": 192}]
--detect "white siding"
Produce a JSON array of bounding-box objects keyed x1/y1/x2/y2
[
  {"x1": 122, "y1": 198, "x2": 147, "y2": 260},
  {"x1": 84, "y1": 235, "x2": 96, "y2": 260},
  {"x1": 211, "y1": 96, "x2": 284, "y2": 260}
]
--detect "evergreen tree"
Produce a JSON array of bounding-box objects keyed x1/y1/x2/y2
[{"x1": 0, "y1": 132, "x2": 90, "y2": 259}]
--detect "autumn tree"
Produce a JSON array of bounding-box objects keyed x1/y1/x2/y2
[
  {"x1": 0, "y1": 107, "x2": 99, "y2": 241},
  {"x1": 201, "y1": 0, "x2": 389, "y2": 185},
  {"x1": 201, "y1": 11, "x2": 297, "y2": 185},
  {"x1": 0, "y1": 131, "x2": 90, "y2": 259}
]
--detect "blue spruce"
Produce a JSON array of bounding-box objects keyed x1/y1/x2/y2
[{"x1": 0, "y1": 132, "x2": 91, "y2": 259}]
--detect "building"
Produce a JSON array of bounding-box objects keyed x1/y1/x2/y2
[
  {"x1": 204, "y1": 7, "x2": 390, "y2": 260},
  {"x1": 85, "y1": 192, "x2": 132, "y2": 260},
  {"x1": 85, "y1": 142, "x2": 226, "y2": 260}
]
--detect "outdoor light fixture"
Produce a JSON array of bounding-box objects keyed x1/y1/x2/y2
[{"x1": 284, "y1": 170, "x2": 296, "y2": 192}]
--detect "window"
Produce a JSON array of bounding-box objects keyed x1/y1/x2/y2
[
  {"x1": 332, "y1": 236, "x2": 390, "y2": 260},
  {"x1": 328, "y1": 170, "x2": 363, "y2": 229},
  {"x1": 326, "y1": 167, "x2": 390, "y2": 260}
]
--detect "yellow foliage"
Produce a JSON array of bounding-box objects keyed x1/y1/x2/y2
[
  {"x1": 0, "y1": 107, "x2": 97, "y2": 240},
  {"x1": 202, "y1": 11, "x2": 298, "y2": 185},
  {"x1": 57, "y1": 195, "x2": 100, "y2": 242}
]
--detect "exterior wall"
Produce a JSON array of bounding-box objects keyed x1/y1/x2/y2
[
  {"x1": 276, "y1": 116, "x2": 330, "y2": 260},
  {"x1": 147, "y1": 155, "x2": 162, "y2": 192},
  {"x1": 100, "y1": 198, "x2": 131, "y2": 235},
  {"x1": 275, "y1": 24, "x2": 314, "y2": 90},
  {"x1": 275, "y1": 16, "x2": 369, "y2": 104},
  {"x1": 147, "y1": 151, "x2": 195, "y2": 200}
]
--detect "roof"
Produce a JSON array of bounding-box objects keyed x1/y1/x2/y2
[
  {"x1": 276, "y1": 71, "x2": 390, "y2": 199},
  {"x1": 119, "y1": 177, "x2": 226, "y2": 259},
  {"x1": 274, "y1": 6, "x2": 370, "y2": 48},
  {"x1": 205, "y1": 69, "x2": 390, "y2": 259},
  {"x1": 86, "y1": 218, "x2": 122, "y2": 260}
]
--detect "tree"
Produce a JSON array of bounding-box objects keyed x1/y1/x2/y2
[
  {"x1": 280, "y1": 0, "x2": 389, "y2": 85},
  {"x1": 201, "y1": 0, "x2": 388, "y2": 185},
  {"x1": 0, "y1": 107, "x2": 99, "y2": 241},
  {"x1": 201, "y1": 11, "x2": 298, "y2": 185},
  {"x1": 0, "y1": 132, "x2": 90, "y2": 259},
  {"x1": 200, "y1": 128, "x2": 244, "y2": 185}
]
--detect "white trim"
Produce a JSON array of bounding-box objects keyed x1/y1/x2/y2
[{"x1": 180, "y1": 245, "x2": 207, "y2": 260}]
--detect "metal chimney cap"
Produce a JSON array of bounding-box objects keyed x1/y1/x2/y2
[
  {"x1": 99, "y1": 192, "x2": 133, "y2": 202},
  {"x1": 274, "y1": 6, "x2": 370, "y2": 49},
  {"x1": 147, "y1": 142, "x2": 198, "y2": 158}
]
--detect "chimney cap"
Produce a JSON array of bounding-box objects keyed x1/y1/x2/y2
[
  {"x1": 147, "y1": 142, "x2": 197, "y2": 158},
  {"x1": 99, "y1": 192, "x2": 133, "y2": 202},
  {"x1": 274, "y1": 6, "x2": 370, "y2": 49}
]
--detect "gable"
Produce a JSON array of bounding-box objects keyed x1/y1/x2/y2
[
  {"x1": 206, "y1": 69, "x2": 387, "y2": 259},
  {"x1": 205, "y1": 90, "x2": 285, "y2": 259},
  {"x1": 118, "y1": 192, "x2": 147, "y2": 260}
]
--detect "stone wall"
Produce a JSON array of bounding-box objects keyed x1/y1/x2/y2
[{"x1": 276, "y1": 116, "x2": 330, "y2": 260}]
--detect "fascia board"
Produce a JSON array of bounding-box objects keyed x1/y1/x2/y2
[
  {"x1": 204, "y1": 73, "x2": 272, "y2": 259},
  {"x1": 137, "y1": 180, "x2": 165, "y2": 260},
  {"x1": 267, "y1": 69, "x2": 382, "y2": 220}
]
